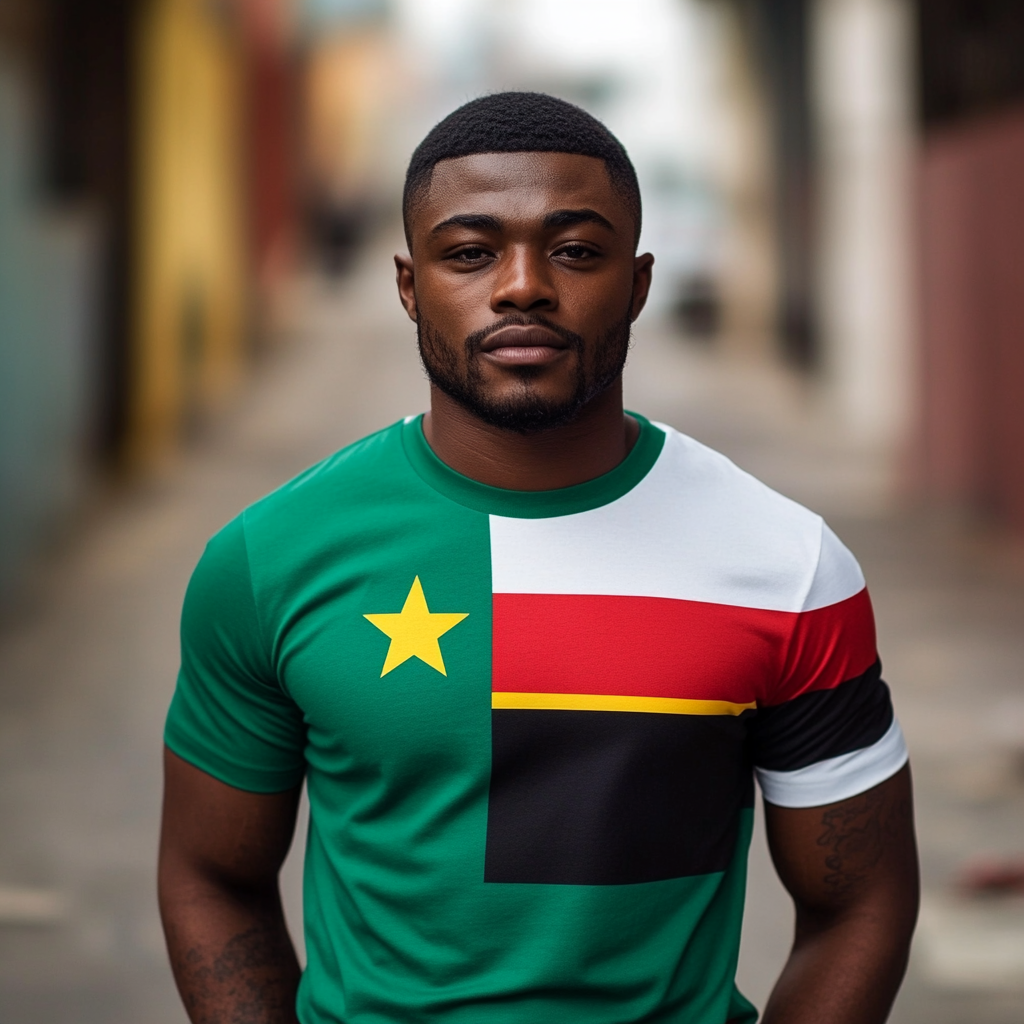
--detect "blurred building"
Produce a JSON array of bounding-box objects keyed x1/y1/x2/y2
[
  {"x1": 736, "y1": 0, "x2": 916, "y2": 448},
  {"x1": 300, "y1": 1, "x2": 394, "y2": 274},
  {"x1": 5, "y1": 0, "x2": 1024, "y2": 608},
  {"x1": 0, "y1": 0, "x2": 298, "y2": 601},
  {"x1": 749, "y1": 0, "x2": 1024, "y2": 537},
  {"x1": 915, "y1": 1, "x2": 1024, "y2": 535},
  {"x1": 0, "y1": 0, "x2": 123, "y2": 601},
  {"x1": 132, "y1": 0, "x2": 248, "y2": 464}
]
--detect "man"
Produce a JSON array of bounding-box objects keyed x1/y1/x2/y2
[{"x1": 159, "y1": 92, "x2": 918, "y2": 1024}]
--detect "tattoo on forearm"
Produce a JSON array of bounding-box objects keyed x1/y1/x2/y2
[
  {"x1": 816, "y1": 786, "x2": 911, "y2": 900},
  {"x1": 177, "y1": 924, "x2": 299, "y2": 1024}
]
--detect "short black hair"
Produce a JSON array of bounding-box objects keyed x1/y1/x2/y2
[{"x1": 403, "y1": 91, "x2": 642, "y2": 248}]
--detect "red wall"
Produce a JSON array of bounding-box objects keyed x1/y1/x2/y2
[
  {"x1": 237, "y1": 0, "x2": 295, "y2": 296},
  {"x1": 917, "y1": 104, "x2": 1024, "y2": 532}
]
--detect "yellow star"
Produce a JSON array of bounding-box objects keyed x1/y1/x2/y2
[{"x1": 364, "y1": 577, "x2": 468, "y2": 677}]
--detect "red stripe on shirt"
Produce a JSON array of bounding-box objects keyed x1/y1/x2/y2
[
  {"x1": 491, "y1": 590, "x2": 875, "y2": 707},
  {"x1": 774, "y1": 586, "x2": 877, "y2": 705}
]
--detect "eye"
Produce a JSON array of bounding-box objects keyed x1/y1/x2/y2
[
  {"x1": 555, "y1": 244, "x2": 598, "y2": 261},
  {"x1": 450, "y1": 246, "x2": 493, "y2": 263}
]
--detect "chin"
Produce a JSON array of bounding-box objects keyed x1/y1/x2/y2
[
  {"x1": 476, "y1": 406, "x2": 583, "y2": 435},
  {"x1": 460, "y1": 385, "x2": 594, "y2": 435}
]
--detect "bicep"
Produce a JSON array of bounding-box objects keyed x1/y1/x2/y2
[
  {"x1": 764, "y1": 765, "x2": 918, "y2": 920},
  {"x1": 160, "y1": 747, "x2": 302, "y2": 888}
]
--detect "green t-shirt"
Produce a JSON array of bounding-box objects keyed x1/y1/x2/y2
[{"x1": 167, "y1": 412, "x2": 899, "y2": 1023}]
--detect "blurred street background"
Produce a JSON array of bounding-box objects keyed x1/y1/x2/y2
[{"x1": 2, "y1": 1, "x2": 1024, "y2": 1021}]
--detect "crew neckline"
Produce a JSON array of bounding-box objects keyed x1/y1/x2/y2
[{"x1": 401, "y1": 412, "x2": 665, "y2": 519}]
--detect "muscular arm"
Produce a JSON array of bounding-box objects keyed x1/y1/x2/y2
[
  {"x1": 158, "y1": 748, "x2": 303, "y2": 1024},
  {"x1": 761, "y1": 764, "x2": 919, "y2": 1024}
]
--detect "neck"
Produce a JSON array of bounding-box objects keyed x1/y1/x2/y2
[{"x1": 422, "y1": 380, "x2": 638, "y2": 491}]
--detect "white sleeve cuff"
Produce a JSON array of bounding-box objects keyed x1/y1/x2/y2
[{"x1": 755, "y1": 717, "x2": 908, "y2": 808}]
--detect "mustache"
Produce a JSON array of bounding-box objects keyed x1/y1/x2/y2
[{"x1": 464, "y1": 314, "x2": 586, "y2": 354}]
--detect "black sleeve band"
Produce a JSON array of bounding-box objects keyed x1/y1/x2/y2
[{"x1": 749, "y1": 659, "x2": 894, "y2": 772}]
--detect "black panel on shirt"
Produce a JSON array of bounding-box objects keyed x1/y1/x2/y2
[
  {"x1": 485, "y1": 710, "x2": 753, "y2": 885},
  {"x1": 749, "y1": 659, "x2": 893, "y2": 773}
]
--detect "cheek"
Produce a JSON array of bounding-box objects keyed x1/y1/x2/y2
[
  {"x1": 562, "y1": 271, "x2": 633, "y2": 323},
  {"x1": 417, "y1": 273, "x2": 488, "y2": 333}
]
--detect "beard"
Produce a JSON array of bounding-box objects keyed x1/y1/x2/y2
[{"x1": 417, "y1": 308, "x2": 633, "y2": 434}]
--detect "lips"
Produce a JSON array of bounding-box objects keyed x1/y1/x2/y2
[{"x1": 477, "y1": 325, "x2": 570, "y2": 366}]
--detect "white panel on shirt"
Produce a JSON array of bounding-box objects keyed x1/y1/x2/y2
[
  {"x1": 489, "y1": 425, "x2": 865, "y2": 612},
  {"x1": 755, "y1": 719, "x2": 909, "y2": 808}
]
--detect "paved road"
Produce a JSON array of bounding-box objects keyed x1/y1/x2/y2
[{"x1": 1, "y1": 230, "x2": 1022, "y2": 1022}]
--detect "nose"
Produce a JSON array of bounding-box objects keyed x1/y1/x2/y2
[{"x1": 490, "y1": 245, "x2": 558, "y2": 313}]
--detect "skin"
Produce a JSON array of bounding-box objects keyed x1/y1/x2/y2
[
  {"x1": 396, "y1": 151, "x2": 653, "y2": 490},
  {"x1": 760, "y1": 765, "x2": 918, "y2": 1024},
  {"x1": 159, "y1": 150, "x2": 919, "y2": 1023},
  {"x1": 159, "y1": 749, "x2": 302, "y2": 1024}
]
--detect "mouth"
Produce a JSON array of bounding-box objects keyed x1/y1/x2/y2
[{"x1": 476, "y1": 325, "x2": 571, "y2": 367}]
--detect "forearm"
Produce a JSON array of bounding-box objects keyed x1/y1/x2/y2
[
  {"x1": 160, "y1": 870, "x2": 301, "y2": 1024},
  {"x1": 761, "y1": 903, "x2": 912, "y2": 1024}
]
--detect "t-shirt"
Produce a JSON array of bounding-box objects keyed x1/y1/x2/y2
[{"x1": 165, "y1": 413, "x2": 907, "y2": 1024}]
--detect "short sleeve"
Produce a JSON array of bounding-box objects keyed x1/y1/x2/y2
[
  {"x1": 750, "y1": 522, "x2": 908, "y2": 808},
  {"x1": 164, "y1": 515, "x2": 306, "y2": 793}
]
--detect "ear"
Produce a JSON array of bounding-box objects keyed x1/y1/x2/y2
[
  {"x1": 630, "y1": 252, "x2": 655, "y2": 321},
  {"x1": 395, "y1": 253, "x2": 418, "y2": 322}
]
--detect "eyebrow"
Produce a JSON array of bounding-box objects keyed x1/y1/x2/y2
[
  {"x1": 543, "y1": 208, "x2": 616, "y2": 232},
  {"x1": 428, "y1": 208, "x2": 616, "y2": 236},
  {"x1": 430, "y1": 213, "x2": 503, "y2": 235}
]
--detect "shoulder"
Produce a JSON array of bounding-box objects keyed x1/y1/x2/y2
[
  {"x1": 651, "y1": 424, "x2": 820, "y2": 532},
  {"x1": 192, "y1": 418, "x2": 417, "y2": 599},
  {"x1": 635, "y1": 424, "x2": 863, "y2": 610},
  {"x1": 241, "y1": 418, "x2": 410, "y2": 532}
]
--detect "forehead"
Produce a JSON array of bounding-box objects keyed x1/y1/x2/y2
[{"x1": 413, "y1": 152, "x2": 627, "y2": 232}]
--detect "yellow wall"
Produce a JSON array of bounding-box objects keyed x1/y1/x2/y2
[{"x1": 129, "y1": 0, "x2": 246, "y2": 465}]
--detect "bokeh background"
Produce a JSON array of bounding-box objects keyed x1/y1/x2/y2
[{"x1": 2, "y1": 1, "x2": 1024, "y2": 1021}]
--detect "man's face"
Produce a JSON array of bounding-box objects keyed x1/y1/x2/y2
[{"x1": 396, "y1": 152, "x2": 653, "y2": 433}]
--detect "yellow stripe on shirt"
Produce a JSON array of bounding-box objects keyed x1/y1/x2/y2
[{"x1": 491, "y1": 692, "x2": 756, "y2": 716}]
